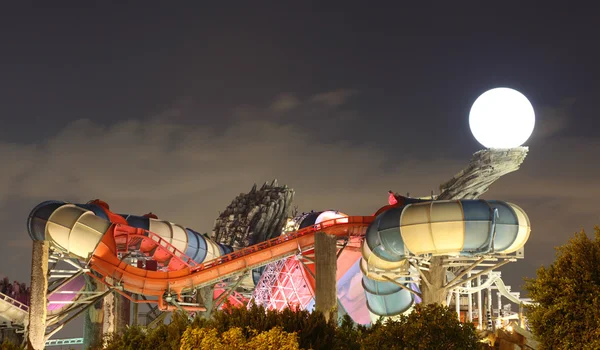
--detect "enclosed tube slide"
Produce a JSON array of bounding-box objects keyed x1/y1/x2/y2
[
  {"x1": 28, "y1": 201, "x2": 231, "y2": 267},
  {"x1": 27, "y1": 200, "x2": 235, "y2": 309},
  {"x1": 361, "y1": 199, "x2": 530, "y2": 320},
  {"x1": 28, "y1": 200, "x2": 372, "y2": 311}
]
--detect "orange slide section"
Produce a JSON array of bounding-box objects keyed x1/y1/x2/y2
[{"x1": 90, "y1": 216, "x2": 373, "y2": 310}]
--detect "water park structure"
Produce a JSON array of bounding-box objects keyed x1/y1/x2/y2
[{"x1": 0, "y1": 88, "x2": 539, "y2": 349}]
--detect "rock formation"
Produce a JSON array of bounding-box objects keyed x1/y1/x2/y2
[
  {"x1": 213, "y1": 179, "x2": 295, "y2": 248},
  {"x1": 83, "y1": 276, "x2": 106, "y2": 350},
  {"x1": 438, "y1": 147, "x2": 529, "y2": 200},
  {"x1": 191, "y1": 180, "x2": 295, "y2": 319}
]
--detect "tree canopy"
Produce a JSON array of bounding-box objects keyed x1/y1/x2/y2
[
  {"x1": 525, "y1": 226, "x2": 600, "y2": 349},
  {"x1": 362, "y1": 303, "x2": 482, "y2": 350},
  {"x1": 101, "y1": 302, "x2": 484, "y2": 350}
]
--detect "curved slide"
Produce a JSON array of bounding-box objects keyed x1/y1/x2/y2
[
  {"x1": 27, "y1": 200, "x2": 372, "y2": 311},
  {"x1": 360, "y1": 199, "x2": 531, "y2": 321},
  {"x1": 494, "y1": 278, "x2": 534, "y2": 306},
  {"x1": 25, "y1": 198, "x2": 530, "y2": 321}
]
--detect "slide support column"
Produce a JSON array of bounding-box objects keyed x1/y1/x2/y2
[
  {"x1": 27, "y1": 240, "x2": 49, "y2": 350},
  {"x1": 315, "y1": 231, "x2": 337, "y2": 321}
]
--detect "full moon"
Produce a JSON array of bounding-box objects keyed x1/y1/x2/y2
[{"x1": 469, "y1": 88, "x2": 535, "y2": 148}]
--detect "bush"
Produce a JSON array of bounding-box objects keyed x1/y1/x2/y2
[
  {"x1": 180, "y1": 326, "x2": 299, "y2": 350},
  {"x1": 361, "y1": 304, "x2": 483, "y2": 350},
  {"x1": 1, "y1": 340, "x2": 24, "y2": 350},
  {"x1": 104, "y1": 303, "x2": 483, "y2": 350},
  {"x1": 208, "y1": 304, "x2": 337, "y2": 350},
  {"x1": 104, "y1": 310, "x2": 192, "y2": 350}
]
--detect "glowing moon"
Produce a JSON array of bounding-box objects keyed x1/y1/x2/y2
[{"x1": 469, "y1": 88, "x2": 535, "y2": 148}]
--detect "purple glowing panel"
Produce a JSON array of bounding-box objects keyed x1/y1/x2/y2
[
  {"x1": 410, "y1": 283, "x2": 422, "y2": 304},
  {"x1": 47, "y1": 275, "x2": 86, "y2": 312},
  {"x1": 337, "y1": 258, "x2": 370, "y2": 325}
]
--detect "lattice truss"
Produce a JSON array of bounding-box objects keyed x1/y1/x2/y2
[{"x1": 250, "y1": 257, "x2": 314, "y2": 311}]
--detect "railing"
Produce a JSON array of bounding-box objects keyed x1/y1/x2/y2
[
  {"x1": 148, "y1": 232, "x2": 199, "y2": 268},
  {"x1": 45, "y1": 338, "x2": 84, "y2": 347},
  {"x1": 0, "y1": 292, "x2": 28, "y2": 312},
  {"x1": 111, "y1": 216, "x2": 372, "y2": 277},
  {"x1": 114, "y1": 224, "x2": 199, "y2": 269},
  {"x1": 190, "y1": 216, "x2": 372, "y2": 273}
]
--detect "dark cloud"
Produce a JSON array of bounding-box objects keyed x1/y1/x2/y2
[
  {"x1": 0, "y1": 2, "x2": 597, "y2": 341},
  {"x1": 310, "y1": 89, "x2": 359, "y2": 107},
  {"x1": 531, "y1": 99, "x2": 576, "y2": 140},
  {"x1": 269, "y1": 93, "x2": 302, "y2": 112},
  {"x1": 0, "y1": 91, "x2": 597, "y2": 335}
]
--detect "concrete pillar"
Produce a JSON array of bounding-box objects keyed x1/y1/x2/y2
[
  {"x1": 116, "y1": 293, "x2": 131, "y2": 331},
  {"x1": 132, "y1": 295, "x2": 139, "y2": 326},
  {"x1": 103, "y1": 292, "x2": 115, "y2": 335},
  {"x1": 196, "y1": 286, "x2": 214, "y2": 319},
  {"x1": 314, "y1": 231, "x2": 337, "y2": 321},
  {"x1": 420, "y1": 256, "x2": 447, "y2": 305},
  {"x1": 27, "y1": 240, "x2": 49, "y2": 350},
  {"x1": 83, "y1": 275, "x2": 106, "y2": 350},
  {"x1": 103, "y1": 292, "x2": 130, "y2": 333}
]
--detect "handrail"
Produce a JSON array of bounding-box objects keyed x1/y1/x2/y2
[
  {"x1": 112, "y1": 216, "x2": 371, "y2": 274},
  {"x1": 190, "y1": 216, "x2": 372, "y2": 273},
  {"x1": 0, "y1": 292, "x2": 29, "y2": 312},
  {"x1": 147, "y1": 231, "x2": 199, "y2": 267},
  {"x1": 45, "y1": 338, "x2": 84, "y2": 347},
  {"x1": 88, "y1": 215, "x2": 374, "y2": 301},
  {"x1": 113, "y1": 224, "x2": 199, "y2": 269}
]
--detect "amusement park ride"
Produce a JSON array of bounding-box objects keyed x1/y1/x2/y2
[{"x1": 0, "y1": 88, "x2": 539, "y2": 349}]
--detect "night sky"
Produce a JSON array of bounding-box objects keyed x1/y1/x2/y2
[{"x1": 1, "y1": 2, "x2": 599, "y2": 338}]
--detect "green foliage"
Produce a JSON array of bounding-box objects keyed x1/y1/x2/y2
[
  {"x1": 180, "y1": 326, "x2": 300, "y2": 350},
  {"x1": 334, "y1": 314, "x2": 367, "y2": 350},
  {"x1": 209, "y1": 304, "x2": 337, "y2": 350},
  {"x1": 361, "y1": 303, "x2": 482, "y2": 350},
  {"x1": 103, "y1": 325, "x2": 148, "y2": 350},
  {"x1": 104, "y1": 310, "x2": 192, "y2": 350},
  {"x1": 103, "y1": 302, "x2": 483, "y2": 350},
  {"x1": 0, "y1": 340, "x2": 24, "y2": 350},
  {"x1": 524, "y1": 227, "x2": 600, "y2": 349}
]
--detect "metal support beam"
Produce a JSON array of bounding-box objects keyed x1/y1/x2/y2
[
  {"x1": 445, "y1": 259, "x2": 512, "y2": 291},
  {"x1": 477, "y1": 275, "x2": 483, "y2": 328},
  {"x1": 214, "y1": 275, "x2": 245, "y2": 310},
  {"x1": 382, "y1": 275, "x2": 422, "y2": 298},
  {"x1": 44, "y1": 289, "x2": 113, "y2": 341},
  {"x1": 445, "y1": 257, "x2": 485, "y2": 288},
  {"x1": 410, "y1": 262, "x2": 432, "y2": 288}
]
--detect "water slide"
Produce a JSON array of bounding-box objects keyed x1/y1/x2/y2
[
  {"x1": 27, "y1": 200, "x2": 372, "y2": 311},
  {"x1": 494, "y1": 278, "x2": 534, "y2": 306},
  {"x1": 360, "y1": 200, "x2": 530, "y2": 322},
  {"x1": 23, "y1": 198, "x2": 530, "y2": 324}
]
